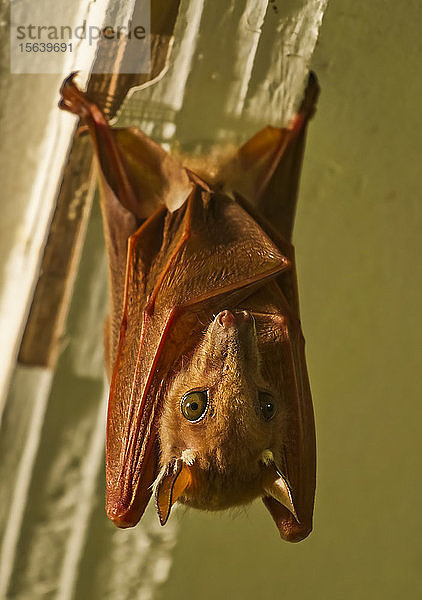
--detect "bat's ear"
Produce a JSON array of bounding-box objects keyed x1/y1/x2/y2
[
  {"x1": 261, "y1": 458, "x2": 298, "y2": 522},
  {"x1": 154, "y1": 459, "x2": 192, "y2": 525},
  {"x1": 261, "y1": 455, "x2": 312, "y2": 543}
]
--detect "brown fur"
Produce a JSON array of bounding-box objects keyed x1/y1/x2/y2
[
  {"x1": 59, "y1": 73, "x2": 318, "y2": 541},
  {"x1": 159, "y1": 312, "x2": 284, "y2": 511}
]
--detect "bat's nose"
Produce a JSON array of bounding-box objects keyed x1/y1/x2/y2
[
  {"x1": 217, "y1": 310, "x2": 235, "y2": 327},
  {"x1": 216, "y1": 310, "x2": 252, "y2": 328}
]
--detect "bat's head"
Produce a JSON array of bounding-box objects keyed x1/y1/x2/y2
[{"x1": 156, "y1": 310, "x2": 311, "y2": 541}]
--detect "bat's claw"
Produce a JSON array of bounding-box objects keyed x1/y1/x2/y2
[
  {"x1": 59, "y1": 72, "x2": 107, "y2": 126},
  {"x1": 299, "y1": 71, "x2": 320, "y2": 120},
  {"x1": 288, "y1": 71, "x2": 320, "y2": 134},
  {"x1": 59, "y1": 72, "x2": 86, "y2": 116}
]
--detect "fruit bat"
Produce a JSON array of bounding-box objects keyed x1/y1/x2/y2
[{"x1": 59, "y1": 72, "x2": 318, "y2": 542}]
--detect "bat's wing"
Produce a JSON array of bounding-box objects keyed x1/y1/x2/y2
[
  {"x1": 231, "y1": 75, "x2": 318, "y2": 541},
  {"x1": 226, "y1": 73, "x2": 319, "y2": 324},
  {"x1": 59, "y1": 74, "x2": 316, "y2": 535},
  {"x1": 106, "y1": 185, "x2": 290, "y2": 527},
  {"x1": 60, "y1": 76, "x2": 289, "y2": 527},
  {"x1": 60, "y1": 74, "x2": 193, "y2": 373},
  {"x1": 222, "y1": 72, "x2": 319, "y2": 242},
  {"x1": 60, "y1": 73, "x2": 192, "y2": 219},
  {"x1": 239, "y1": 282, "x2": 315, "y2": 542},
  {"x1": 264, "y1": 309, "x2": 315, "y2": 543},
  {"x1": 226, "y1": 73, "x2": 319, "y2": 541}
]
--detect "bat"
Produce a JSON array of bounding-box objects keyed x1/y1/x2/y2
[{"x1": 59, "y1": 72, "x2": 318, "y2": 542}]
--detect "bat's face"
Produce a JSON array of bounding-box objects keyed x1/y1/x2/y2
[{"x1": 156, "y1": 310, "x2": 297, "y2": 524}]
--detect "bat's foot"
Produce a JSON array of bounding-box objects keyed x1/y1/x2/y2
[
  {"x1": 59, "y1": 72, "x2": 107, "y2": 126},
  {"x1": 288, "y1": 71, "x2": 320, "y2": 135},
  {"x1": 299, "y1": 71, "x2": 320, "y2": 121}
]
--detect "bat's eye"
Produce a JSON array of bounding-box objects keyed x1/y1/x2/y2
[
  {"x1": 259, "y1": 391, "x2": 276, "y2": 421},
  {"x1": 181, "y1": 390, "x2": 208, "y2": 422}
]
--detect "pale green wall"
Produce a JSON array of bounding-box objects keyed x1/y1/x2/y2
[
  {"x1": 1, "y1": 1, "x2": 421, "y2": 598},
  {"x1": 159, "y1": 2, "x2": 422, "y2": 598}
]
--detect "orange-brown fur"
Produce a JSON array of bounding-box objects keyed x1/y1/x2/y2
[{"x1": 159, "y1": 312, "x2": 285, "y2": 510}]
